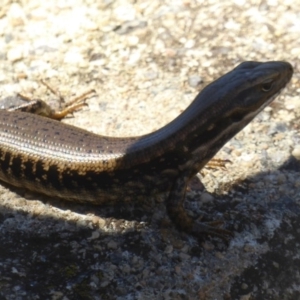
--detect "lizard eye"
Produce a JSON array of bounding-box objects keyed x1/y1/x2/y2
[{"x1": 261, "y1": 79, "x2": 274, "y2": 92}]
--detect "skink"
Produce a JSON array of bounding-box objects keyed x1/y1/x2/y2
[{"x1": 0, "y1": 61, "x2": 293, "y2": 238}]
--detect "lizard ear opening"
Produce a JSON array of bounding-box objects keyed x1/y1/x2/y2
[{"x1": 261, "y1": 79, "x2": 274, "y2": 92}]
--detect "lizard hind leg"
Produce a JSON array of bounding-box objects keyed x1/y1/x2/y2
[{"x1": 166, "y1": 174, "x2": 233, "y2": 240}]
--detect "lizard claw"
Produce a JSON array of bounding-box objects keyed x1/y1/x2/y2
[{"x1": 191, "y1": 220, "x2": 233, "y2": 240}]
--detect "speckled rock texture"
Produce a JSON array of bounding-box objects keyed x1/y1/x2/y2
[{"x1": 0, "y1": 1, "x2": 299, "y2": 299}]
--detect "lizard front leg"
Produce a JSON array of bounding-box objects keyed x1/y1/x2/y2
[{"x1": 166, "y1": 173, "x2": 233, "y2": 240}]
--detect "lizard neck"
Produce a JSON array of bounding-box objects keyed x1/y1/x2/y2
[{"x1": 120, "y1": 61, "x2": 292, "y2": 168}]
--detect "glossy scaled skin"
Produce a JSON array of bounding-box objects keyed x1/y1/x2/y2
[{"x1": 0, "y1": 61, "x2": 293, "y2": 238}]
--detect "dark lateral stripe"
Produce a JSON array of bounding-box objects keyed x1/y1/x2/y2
[{"x1": 0, "y1": 151, "x2": 11, "y2": 174}]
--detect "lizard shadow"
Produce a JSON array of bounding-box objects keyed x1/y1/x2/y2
[{"x1": 0, "y1": 155, "x2": 299, "y2": 299}]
